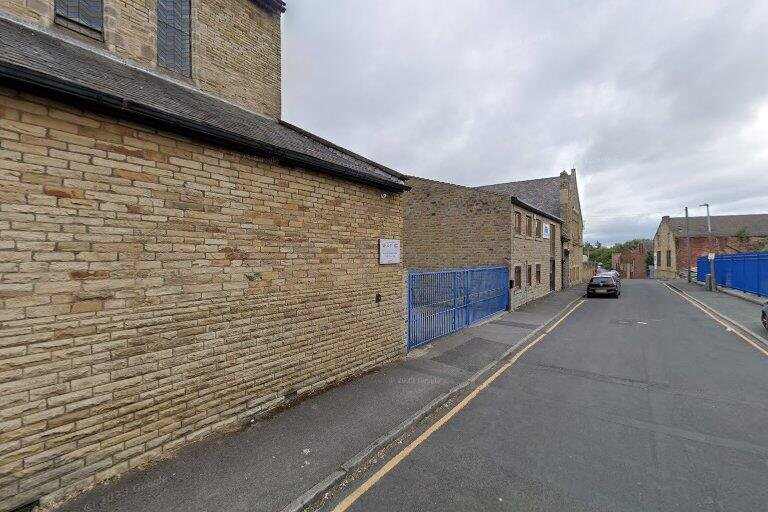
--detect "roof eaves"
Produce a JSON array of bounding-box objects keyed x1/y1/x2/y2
[
  {"x1": 279, "y1": 121, "x2": 410, "y2": 182},
  {"x1": 0, "y1": 61, "x2": 408, "y2": 193},
  {"x1": 510, "y1": 196, "x2": 563, "y2": 224}
]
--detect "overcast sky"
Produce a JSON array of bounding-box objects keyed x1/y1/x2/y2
[{"x1": 282, "y1": 1, "x2": 768, "y2": 245}]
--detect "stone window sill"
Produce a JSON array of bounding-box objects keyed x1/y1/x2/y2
[
  {"x1": 54, "y1": 15, "x2": 104, "y2": 42},
  {"x1": 158, "y1": 65, "x2": 194, "y2": 85}
]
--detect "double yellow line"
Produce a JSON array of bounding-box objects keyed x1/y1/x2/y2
[
  {"x1": 331, "y1": 299, "x2": 586, "y2": 512},
  {"x1": 664, "y1": 283, "x2": 768, "y2": 357}
]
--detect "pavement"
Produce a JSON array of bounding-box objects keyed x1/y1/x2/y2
[
  {"x1": 52, "y1": 286, "x2": 584, "y2": 512},
  {"x1": 669, "y1": 278, "x2": 767, "y2": 341},
  {"x1": 321, "y1": 279, "x2": 768, "y2": 512}
]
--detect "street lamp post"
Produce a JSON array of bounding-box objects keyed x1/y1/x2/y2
[
  {"x1": 700, "y1": 203, "x2": 716, "y2": 291},
  {"x1": 685, "y1": 207, "x2": 691, "y2": 283}
]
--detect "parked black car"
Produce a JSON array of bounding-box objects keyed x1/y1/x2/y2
[
  {"x1": 587, "y1": 274, "x2": 621, "y2": 298},
  {"x1": 762, "y1": 303, "x2": 768, "y2": 332}
]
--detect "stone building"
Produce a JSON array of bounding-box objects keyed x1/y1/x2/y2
[
  {"x1": 508, "y1": 197, "x2": 563, "y2": 309},
  {"x1": 403, "y1": 177, "x2": 563, "y2": 309},
  {"x1": 0, "y1": 2, "x2": 409, "y2": 509},
  {"x1": 403, "y1": 177, "x2": 510, "y2": 270},
  {"x1": 477, "y1": 169, "x2": 586, "y2": 287},
  {"x1": 653, "y1": 214, "x2": 768, "y2": 279}
]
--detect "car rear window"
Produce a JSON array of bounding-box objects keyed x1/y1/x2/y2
[{"x1": 590, "y1": 277, "x2": 613, "y2": 285}]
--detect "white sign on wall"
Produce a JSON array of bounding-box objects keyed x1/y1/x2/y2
[
  {"x1": 542, "y1": 223, "x2": 551, "y2": 239},
  {"x1": 379, "y1": 239, "x2": 401, "y2": 265}
]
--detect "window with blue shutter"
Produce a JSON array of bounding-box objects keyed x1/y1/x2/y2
[
  {"x1": 157, "y1": 0, "x2": 192, "y2": 77},
  {"x1": 55, "y1": 0, "x2": 104, "y2": 34}
]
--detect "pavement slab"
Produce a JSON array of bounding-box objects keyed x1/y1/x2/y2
[
  {"x1": 670, "y1": 279, "x2": 766, "y2": 339},
  {"x1": 52, "y1": 287, "x2": 583, "y2": 512}
]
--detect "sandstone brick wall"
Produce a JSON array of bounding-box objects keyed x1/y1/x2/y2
[
  {"x1": 403, "y1": 177, "x2": 511, "y2": 270},
  {"x1": 509, "y1": 206, "x2": 561, "y2": 309},
  {"x1": 559, "y1": 171, "x2": 585, "y2": 286},
  {"x1": 0, "y1": 0, "x2": 281, "y2": 118},
  {"x1": 653, "y1": 219, "x2": 677, "y2": 278},
  {"x1": 194, "y1": 0, "x2": 281, "y2": 118},
  {"x1": 0, "y1": 0, "x2": 156, "y2": 69},
  {"x1": 0, "y1": 87, "x2": 404, "y2": 510}
]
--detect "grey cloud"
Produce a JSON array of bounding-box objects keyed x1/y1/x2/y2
[{"x1": 282, "y1": 1, "x2": 768, "y2": 244}]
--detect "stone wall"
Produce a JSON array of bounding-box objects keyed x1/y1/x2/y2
[
  {"x1": 0, "y1": 0, "x2": 281, "y2": 118},
  {"x1": 193, "y1": 0, "x2": 281, "y2": 118},
  {"x1": 0, "y1": 87, "x2": 404, "y2": 510},
  {"x1": 402, "y1": 177, "x2": 511, "y2": 270},
  {"x1": 559, "y1": 170, "x2": 585, "y2": 286},
  {"x1": 653, "y1": 218, "x2": 677, "y2": 279},
  {"x1": 509, "y1": 206, "x2": 562, "y2": 309}
]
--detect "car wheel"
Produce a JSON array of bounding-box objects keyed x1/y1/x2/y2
[{"x1": 763, "y1": 313, "x2": 768, "y2": 332}]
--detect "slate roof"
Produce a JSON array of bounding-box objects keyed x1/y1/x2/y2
[
  {"x1": 0, "y1": 16, "x2": 407, "y2": 191},
  {"x1": 509, "y1": 196, "x2": 563, "y2": 224},
  {"x1": 254, "y1": 0, "x2": 286, "y2": 13},
  {"x1": 667, "y1": 215, "x2": 768, "y2": 238},
  {"x1": 476, "y1": 176, "x2": 563, "y2": 218}
]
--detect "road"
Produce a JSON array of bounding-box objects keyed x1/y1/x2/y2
[{"x1": 322, "y1": 279, "x2": 768, "y2": 512}]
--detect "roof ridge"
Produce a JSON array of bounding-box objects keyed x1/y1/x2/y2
[
  {"x1": 478, "y1": 175, "x2": 561, "y2": 187},
  {"x1": 669, "y1": 213, "x2": 768, "y2": 219},
  {"x1": 408, "y1": 175, "x2": 516, "y2": 199}
]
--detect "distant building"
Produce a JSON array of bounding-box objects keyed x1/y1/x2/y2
[
  {"x1": 403, "y1": 177, "x2": 564, "y2": 309},
  {"x1": 477, "y1": 169, "x2": 586, "y2": 287},
  {"x1": 653, "y1": 214, "x2": 768, "y2": 278},
  {"x1": 612, "y1": 244, "x2": 648, "y2": 279}
]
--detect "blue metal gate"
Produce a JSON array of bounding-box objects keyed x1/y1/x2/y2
[
  {"x1": 697, "y1": 252, "x2": 768, "y2": 297},
  {"x1": 407, "y1": 266, "x2": 509, "y2": 349}
]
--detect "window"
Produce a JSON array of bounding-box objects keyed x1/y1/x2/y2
[
  {"x1": 526, "y1": 215, "x2": 533, "y2": 236},
  {"x1": 666, "y1": 250, "x2": 672, "y2": 267},
  {"x1": 550, "y1": 225, "x2": 557, "y2": 255},
  {"x1": 536, "y1": 264, "x2": 541, "y2": 284},
  {"x1": 514, "y1": 266, "x2": 522, "y2": 289},
  {"x1": 158, "y1": 0, "x2": 192, "y2": 76},
  {"x1": 514, "y1": 211, "x2": 522, "y2": 234},
  {"x1": 535, "y1": 219, "x2": 542, "y2": 238},
  {"x1": 657, "y1": 251, "x2": 662, "y2": 267},
  {"x1": 55, "y1": 0, "x2": 104, "y2": 36},
  {"x1": 527, "y1": 265, "x2": 532, "y2": 286}
]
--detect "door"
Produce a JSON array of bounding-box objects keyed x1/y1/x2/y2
[
  {"x1": 550, "y1": 258, "x2": 556, "y2": 291},
  {"x1": 562, "y1": 250, "x2": 570, "y2": 288}
]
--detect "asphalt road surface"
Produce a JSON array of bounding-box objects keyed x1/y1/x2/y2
[{"x1": 324, "y1": 279, "x2": 768, "y2": 512}]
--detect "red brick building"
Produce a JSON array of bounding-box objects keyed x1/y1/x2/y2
[
  {"x1": 611, "y1": 244, "x2": 648, "y2": 279},
  {"x1": 653, "y1": 214, "x2": 768, "y2": 278}
]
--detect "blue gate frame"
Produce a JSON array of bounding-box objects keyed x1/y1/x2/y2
[{"x1": 407, "y1": 266, "x2": 509, "y2": 349}]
